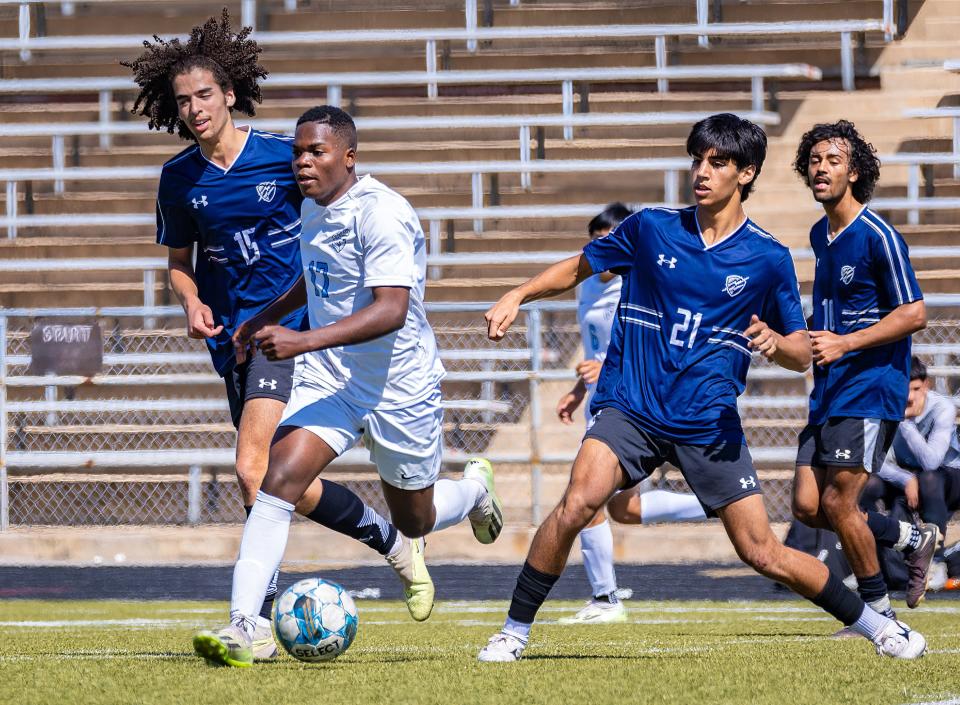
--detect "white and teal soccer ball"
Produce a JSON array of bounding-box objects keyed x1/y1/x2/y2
[{"x1": 272, "y1": 578, "x2": 359, "y2": 662}]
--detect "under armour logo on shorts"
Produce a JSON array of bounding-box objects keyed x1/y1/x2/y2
[
  {"x1": 835, "y1": 449, "x2": 851, "y2": 460},
  {"x1": 739, "y1": 476, "x2": 756, "y2": 489},
  {"x1": 258, "y1": 378, "x2": 278, "y2": 390}
]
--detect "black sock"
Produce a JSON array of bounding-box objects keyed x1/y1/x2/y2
[
  {"x1": 856, "y1": 572, "x2": 888, "y2": 605},
  {"x1": 811, "y1": 571, "x2": 866, "y2": 626},
  {"x1": 507, "y1": 561, "x2": 561, "y2": 624},
  {"x1": 245, "y1": 505, "x2": 279, "y2": 620},
  {"x1": 865, "y1": 511, "x2": 901, "y2": 547},
  {"x1": 305, "y1": 480, "x2": 398, "y2": 556}
]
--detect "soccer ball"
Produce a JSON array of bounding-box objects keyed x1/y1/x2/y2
[{"x1": 272, "y1": 578, "x2": 359, "y2": 662}]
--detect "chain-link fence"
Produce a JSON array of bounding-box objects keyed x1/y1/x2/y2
[{"x1": 3, "y1": 304, "x2": 960, "y2": 528}]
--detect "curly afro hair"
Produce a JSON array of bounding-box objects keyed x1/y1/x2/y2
[
  {"x1": 793, "y1": 120, "x2": 881, "y2": 204},
  {"x1": 121, "y1": 9, "x2": 267, "y2": 140}
]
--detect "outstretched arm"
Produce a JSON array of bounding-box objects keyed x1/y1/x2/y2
[{"x1": 485, "y1": 255, "x2": 594, "y2": 340}]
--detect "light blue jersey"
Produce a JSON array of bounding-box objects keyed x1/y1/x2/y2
[
  {"x1": 583, "y1": 206, "x2": 806, "y2": 445},
  {"x1": 156, "y1": 128, "x2": 307, "y2": 375}
]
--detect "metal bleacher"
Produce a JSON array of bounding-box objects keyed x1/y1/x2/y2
[{"x1": 3, "y1": 0, "x2": 960, "y2": 529}]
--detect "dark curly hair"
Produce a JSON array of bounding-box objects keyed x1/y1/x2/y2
[
  {"x1": 121, "y1": 9, "x2": 267, "y2": 140},
  {"x1": 793, "y1": 120, "x2": 881, "y2": 204}
]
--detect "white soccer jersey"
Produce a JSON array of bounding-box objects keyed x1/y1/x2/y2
[
  {"x1": 296, "y1": 175, "x2": 445, "y2": 409},
  {"x1": 576, "y1": 273, "x2": 622, "y2": 419}
]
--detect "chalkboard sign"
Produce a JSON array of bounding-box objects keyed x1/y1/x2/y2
[{"x1": 28, "y1": 322, "x2": 103, "y2": 376}]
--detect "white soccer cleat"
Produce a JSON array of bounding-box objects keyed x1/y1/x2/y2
[
  {"x1": 477, "y1": 631, "x2": 527, "y2": 662},
  {"x1": 557, "y1": 598, "x2": 627, "y2": 625},
  {"x1": 385, "y1": 535, "x2": 435, "y2": 622},
  {"x1": 463, "y1": 458, "x2": 504, "y2": 544},
  {"x1": 192, "y1": 615, "x2": 254, "y2": 667},
  {"x1": 252, "y1": 615, "x2": 278, "y2": 660},
  {"x1": 874, "y1": 620, "x2": 927, "y2": 659}
]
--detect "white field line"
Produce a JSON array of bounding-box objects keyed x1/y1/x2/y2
[{"x1": 899, "y1": 698, "x2": 960, "y2": 705}]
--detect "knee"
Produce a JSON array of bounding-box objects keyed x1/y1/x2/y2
[
  {"x1": 607, "y1": 494, "x2": 640, "y2": 525},
  {"x1": 392, "y1": 515, "x2": 433, "y2": 539},
  {"x1": 556, "y1": 491, "x2": 599, "y2": 531},
  {"x1": 736, "y1": 537, "x2": 782, "y2": 576},
  {"x1": 820, "y1": 486, "x2": 851, "y2": 520},
  {"x1": 791, "y1": 495, "x2": 820, "y2": 527}
]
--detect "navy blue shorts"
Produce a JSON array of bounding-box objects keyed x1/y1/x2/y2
[
  {"x1": 795, "y1": 417, "x2": 898, "y2": 473},
  {"x1": 223, "y1": 354, "x2": 295, "y2": 429},
  {"x1": 583, "y1": 406, "x2": 762, "y2": 515}
]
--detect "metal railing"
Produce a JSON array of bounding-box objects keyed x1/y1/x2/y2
[
  {"x1": 3, "y1": 294, "x2": 960, "y2": 528},
  {"x1": 6, "y1": 146, "x2": 957, "y2": 239}
]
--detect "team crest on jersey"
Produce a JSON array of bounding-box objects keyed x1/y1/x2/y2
[
  {"x1": 256, "y1": 180, "x2": 277, "y2": 203},
  {"x1": 840, "y1": 265, "x2": 856, "y2": 285},
  {"x1": 722, "y1": 274, "x2": 749, "y2": 298},
  {"x1": 327, "y1": 227, "x2": 351, "y2": 252}
]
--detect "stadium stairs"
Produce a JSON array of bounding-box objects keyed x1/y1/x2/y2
[{"x1": 3, "y1": 1, "x2": 960, "y2": 564}]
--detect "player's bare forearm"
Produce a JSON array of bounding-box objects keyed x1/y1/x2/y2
[
  {"x1": 256, "y1": 276, "x2": 308, "y2": 327},
  {"x1": 167, "y1": 248, "x2": 201, "y2": 310},
  {"x1": 486, "y1": 255, "x2": 593, "y2": 340},
  {"x1": 299, "y1": 285, "x2": 409, "y2": 352},
  {"x1": 772, "y1": 330, "x2": 812, "y2": 372},
  {"x1": 811, "y1": 300, "x2": 925, "y2": 366},
  {"x1": 844, "y1": 300, "x2": 926, "y2": 352},
  {"x1": 515, "y1": 255, "x2": 594, "y2": 304}
]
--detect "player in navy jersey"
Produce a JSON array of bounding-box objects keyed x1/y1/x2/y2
[
  {"x1": 557, "y1": 203, "x2": 706, "y2": 625},
  {"x1": 124, "y1": 13, "x2": 435, "y2": 660},
  {"x1": 477, "y1": 114, "x2": 926, "y2": 662},
  {"x1": 789, "y1": 121, "x2": 939, "y2": 619}
]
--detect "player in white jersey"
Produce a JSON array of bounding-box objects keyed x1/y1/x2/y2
[
  {"x1": 557, "y1": 204, "x2": 706, "y2": 624},
  {"x1": 193, "y1": 106, "x2": 503, "y2": 667}
]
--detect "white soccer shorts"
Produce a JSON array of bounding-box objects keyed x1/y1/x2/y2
[{"x1": 279, "y1": 381, "x2": 443, "y2": 490}]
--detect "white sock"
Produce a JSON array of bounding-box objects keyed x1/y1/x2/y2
[
  {"x1": 640, "y1": 490, "x2": 707, "y2": 523},
  {"x1": 431, "y1": 478, "x2": 484, "y2": 532},
  {"x1": 579, "y1": 520, "x2": 618, "y2": 597},
  {"x1": 503, "y1": 617, "x2": 531, "y2": 641},
  {"x1": 850, "y1": 603, "x2": 892, "y2": 642},
  {"x1": 231, "y1": 491, "x2": 295, "y2": 621}
]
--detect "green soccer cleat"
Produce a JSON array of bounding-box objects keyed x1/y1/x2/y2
[
  {"x1": 251, "y1": 616, "x2": 278, "y2": 660},
  {"x1": 386, "y1": 535, "x2": 435, "y2": 622},
  {"x1": 193, "y1": 620, "x2": 254, "y2": 668},
  {"x1": 464, "y1": 458, "x2": 503, "y2": 544}
]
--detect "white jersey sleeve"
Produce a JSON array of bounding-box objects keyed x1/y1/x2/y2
[{"x1": 358, "y1": 205, "x2": 419, "y2": 290}]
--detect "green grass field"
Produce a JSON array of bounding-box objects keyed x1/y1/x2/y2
[{"x1": 1, "y1": 599, "x2": 959, "y2": 705}]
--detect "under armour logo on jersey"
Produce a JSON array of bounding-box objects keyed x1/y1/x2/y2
[
  {"x1": 657, "y1": 254, "x2": 677, "y2": 268},
  {"x1": 739, "y1": 476, "x2": 757, "y2": 489},
  {"x1": 256, "y1": 180, "x2": 277, "y2": 203},
  {"x1": 722, "y1": 274, "x2": 749, "y2": 298},
  {"x1": 840, "y1": 265, "x2": 856, "y2": 285},
  {"x1": 191, "y1": 195, "x2": 208, "y2": 209},
  {"x1": 835, "y1": 448, "x2": 852, "y2": 460},
  {"x1": 258, "y1": 378, "x2": 278, "y2": 390}
]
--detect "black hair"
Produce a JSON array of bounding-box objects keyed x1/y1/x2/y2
[
  {"x1": 588, "y1": 202, "x2": 633, "y2": 236},
  {"x1": 686, "y1": 113, "x2": 768, "y2": 201},
  {"x1": 296, "y1": 105, "x2": 358, "y2": 150},
  {"x1": 122, "y1": 9, "x2": 266, "y2": 141},
  {"x1": 793, "y1": 120, "x2": 881, "y2": 204},
  {"x1": 910, "y1": 355, "x2": 928, "y2": 382}
]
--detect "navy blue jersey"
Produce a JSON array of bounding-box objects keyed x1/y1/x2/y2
[
  {"x1": 156, "y1": 128, "x2": 307, "y2": 375},
  {"x1": 808, "y1": 207, "x2": 922, "y2": 424},
  {"x1": 583, "y1": 207, "x2": 806, "y2": 445}
]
